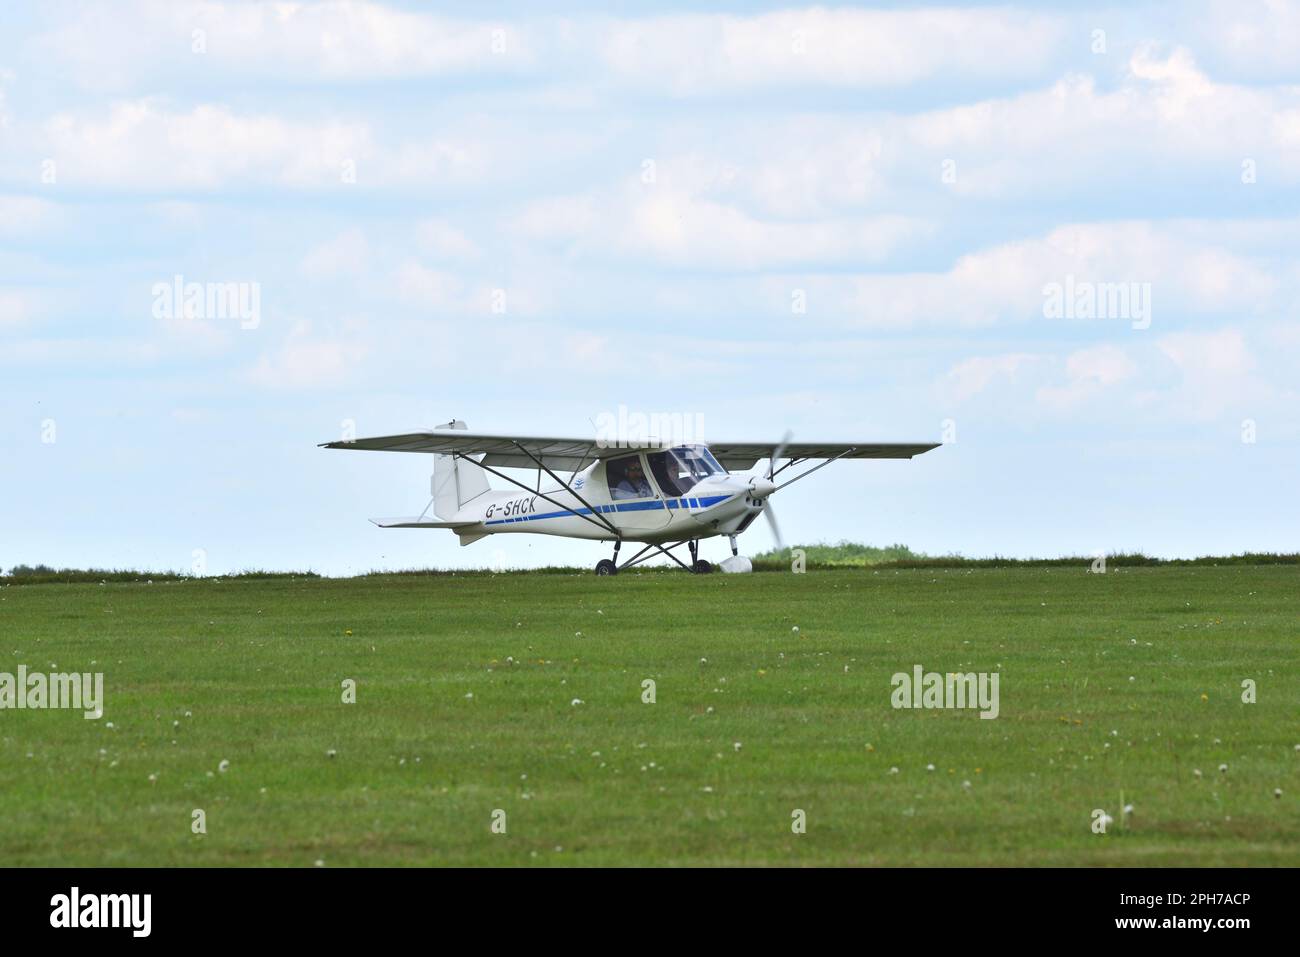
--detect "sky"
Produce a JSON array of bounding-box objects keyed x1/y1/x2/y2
[{"x1": 2, "y1": 0, "x2": 1298, "y2": 575}]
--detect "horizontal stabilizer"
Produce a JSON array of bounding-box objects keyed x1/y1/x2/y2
[{"x1": 370, "y1": 517, "x2": 476, "y2": 529}]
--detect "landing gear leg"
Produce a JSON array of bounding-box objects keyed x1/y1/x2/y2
[
  {"x1": 689, "y1": 540, "x2": 713, "y2": 575},
  {"x1": 728, "y1": 534, "x2": 739, "y2": 557},
  {"x1": 595, "y1": 538, "x2": 621, "y2": 576}
]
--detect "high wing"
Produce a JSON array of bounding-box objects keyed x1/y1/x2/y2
[
  {"x1": 321, "y1": 429, "x2": 624, "y2": 470},
  {"x1": 320, "y1": 429, "x2": 939, "y2": 471},
  {"x1": 703, "y1": 442, "x2": 939, "y2": 471}
]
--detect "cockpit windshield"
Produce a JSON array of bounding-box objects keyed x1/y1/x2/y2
[{"x1": 645, "y1": 445, "x2": 726, "y2": 497}]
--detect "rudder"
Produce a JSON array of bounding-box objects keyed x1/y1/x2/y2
[{"x1": 431, "y1": 420, "x2": 490, "y2": 519}]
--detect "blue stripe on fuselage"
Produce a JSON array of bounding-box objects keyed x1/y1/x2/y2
[{"x1": 483, "y1": 493, "x2": 733, "y2": 526}]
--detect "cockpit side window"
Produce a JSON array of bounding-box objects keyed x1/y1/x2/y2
[
  {"x1": 646, "y1": 445, "x2": 723, "y2": 497},
  {"x1": 607, "y1": 454, "x2": 654, "y2": 500},
  {"x1": 645, "y1": 451, "x2": 679, "y2": 497}
]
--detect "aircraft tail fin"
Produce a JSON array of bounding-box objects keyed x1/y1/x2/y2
[{"x1": 431, "y1": 420, "x2": 491, "y2": 519}]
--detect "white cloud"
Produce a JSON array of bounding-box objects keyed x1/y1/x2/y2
[
  {"x1": 1191, "y1": 0, "x2": 1300, "y2": 80},
  {"x1": 479, "y1": 45, "x2": 1300, "y2": 227},
  {"x1": 25, "y1": 100, "x2": 482, "y2": 191},
  {"x1": 511, "y1": 182, "x2": 929, "y2": 270},
  {"x1": 247, "y1": 318, "x2": 368, "y2": 390},
  {"x1": 38, "y1": 100, "x2": 371, "y2": 190},
  {"x1": 0, "y1": 73, "x2": 10, "y2": 131},
  {"x1": 301, "y1": 229, "x2": 369, "y2": 278},
  {"x1": 20, "y1": 43, "x2": 1299, "y2": 206},
  {"x1": 596, "y1": 8, "x2": 1063, "y2": 94},
  {"x1": 824, "y1": 219, "x2": 1282, "y2": 329},
  {"x1": 0, "y1": 195, "x2": 58, "y2": 238},
  {"x1": 625, "y1": 189, "x2": 926, "y2": 269},
  {"x1": 900, "y1": 46, "x2": 1300, "y2": 196},
  {"x1": 37, "y1": 2, "x2": 1060, "y2": 93},
  {"x1": 38, "y1": 1, "x2": 534, "y2": 89},
  {"x1": 414, "y1": 220, "x2": 479, "y2": 261},
  {"x1": 1035, "y1": 344, "x2": 1138, "y2": 410},
  {"x1": 1152, "y1": 327, "x2": 1269, "y2": 419},
  {"x1": 394, "y1": 262, "x2": 468, "y2": 309},
  {"x1": 0, "y1": 290, "x2": 34, "y2": 327},
  {"x1": 508, "y1": 194, "x2": 601, "y2": 242},
  {"x1": 153, "y1": 315, "x2": 237, "y2": 356},
  {"x1": 933, "y1": 333, "x2": 1277, "y2": 425},
  {"x1": 943, "y1": 353, "x2": 1043, "y2": 402},
  {"x1": 0, "y1": 337, "x2": 163, "y2": 365},
  {"x1": 1159, "y1": 327, "x2": 1254, "y2": 378}
]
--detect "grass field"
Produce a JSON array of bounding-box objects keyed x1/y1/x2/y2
[{"x1": 1, "y1": 564, "x2": 1296, "y2": 866}]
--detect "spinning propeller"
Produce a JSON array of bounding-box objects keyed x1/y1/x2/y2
[{"x1": 751, "y1": 430, "x2": 792, "y2": 551}]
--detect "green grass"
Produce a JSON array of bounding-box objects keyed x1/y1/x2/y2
[
  {"x1": 749, "y1": 542, "x2": 1300, "y2": 571},
  {"x1": 752, "y1": 540, "x2": 926, "y2": 567},
  {"x1": 0, "y1": 564, "x2": 1296, "y2": 866},
  {"x1": 8, "y1": 549, "x2": 1298, "y2": 582}
]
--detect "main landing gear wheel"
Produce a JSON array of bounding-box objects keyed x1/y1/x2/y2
[
  {"x1": 691, "y1": 559, "x2": 713, "y2": 574},
  {"x1": 595, "y1": 559, "x2": 618, "y2": 576}
]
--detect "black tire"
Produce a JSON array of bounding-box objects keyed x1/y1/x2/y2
[
  {"x1": 595, "y1": 559, "x2": 618, "y2": 576},
  {"x1": 691, "y1": 559, "x2": 713, "y2": 574}
]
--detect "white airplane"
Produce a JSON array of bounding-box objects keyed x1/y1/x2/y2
[{"x1": 321, "y1": 421, "x2": 938, "y2": 574}]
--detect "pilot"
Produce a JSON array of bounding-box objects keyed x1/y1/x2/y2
[{"x1": 613, "y1": 461, "x2": 653, "y2": 500}]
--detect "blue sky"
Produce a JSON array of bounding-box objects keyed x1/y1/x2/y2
[{"x1": 2, "y1": 1, "x2": 1298, "y2": 575}]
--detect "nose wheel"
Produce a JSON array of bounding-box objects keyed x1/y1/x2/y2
[{"x1": 688, "y1": 540, "x2": 712, "y2": 574}]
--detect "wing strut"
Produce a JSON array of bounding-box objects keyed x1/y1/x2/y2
[
  {"x1": 770, "y1": 456, "x2": 805, "y2": 480},
  {"x1": 453, "y1": 449, "x2": 619, "y2": 537},
  {"x1": 774, "y1": 448, "x2": 858, "y2": 491},
  {"x1": 510, "y1": 441, "x2": 620, "y2": 536}
]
